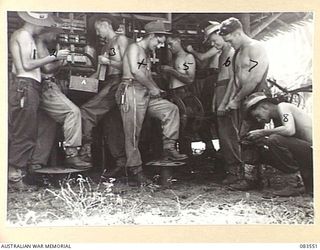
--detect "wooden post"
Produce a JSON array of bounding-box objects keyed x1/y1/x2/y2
[{"x1": 239, "y1": 13, "x2": 251, "y2": 37}]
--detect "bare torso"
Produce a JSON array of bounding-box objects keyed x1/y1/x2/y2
[
  {"x1": 276, "y1": 102, "x2": 312, "y2": 143},
  {"x1": 103, "y1": 35, "x2": 126, "y2": 76},
  {"x1": 10, "y1": 28, "x2": 41, "y2": 82},
  {"x1": 234, "y1": 40, "x2": 268, "y2": 91},
  {"x1": 218, "y1": 45, "x2": 234, "y2": 81},
  {"x1": 35, "y1": 39, "x2": 54, "y2": 78},
  {"x1": 122, "y1": 43, "x2": 151, "y2": 80},
  {"x1": 170, "y1": 52, "x2": 195, "y2": 89}
]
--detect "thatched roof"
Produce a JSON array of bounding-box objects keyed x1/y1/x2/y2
[
  {"x1": 107, "y1": 12, "x2": 312, "y2": 40},
  {"x1": 254, "y1": 12, "x2": 313, "y2": 40}
]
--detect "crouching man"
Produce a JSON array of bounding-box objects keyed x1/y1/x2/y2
[
  {"x1": 116, "y1": 20, "x2": 187, "y2": 185},
  {"x1": 243, "y1": 92, "x2": 313, "y2": 196}
]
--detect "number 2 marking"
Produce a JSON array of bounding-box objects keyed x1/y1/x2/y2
[
  {"x1": 49, "y1": 49, "x2": 56, "y2": 56},
  {"x1": 249, "y1": 59, "x2": 258, "y2": 72}
]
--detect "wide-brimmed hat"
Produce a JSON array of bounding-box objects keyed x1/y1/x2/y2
[
  {"x1": 218, "y1": 17, "x2": 242, "y2": 36},
  {"x1": 244, "y1": 92, "x2": 278, "y2": 116},
  {"x1": 144, "y1": 20, "x2": 172, "y2": 35},
  {"x1": 203, "y1": 21, "x2": 220, "y2": 43},
  {"x1": 17, "y1": 12, "x2": 62, "y2": 27}
]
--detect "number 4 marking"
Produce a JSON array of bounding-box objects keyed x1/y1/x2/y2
[{"x1": 137, "y1": 59, "x2": 147, "y2": 69}]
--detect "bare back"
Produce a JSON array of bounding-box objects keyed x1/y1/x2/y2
[
  {"x1": 10, "y1": 28, "x2": 41, "y2": 82},
  {"x1": 276, "y1": 103, "x2": 312, "y2": 143}
]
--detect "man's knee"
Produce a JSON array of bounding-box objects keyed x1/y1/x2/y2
[
  {"x1": 265, "y1": 134, "x2": 285, "y2": 145},
  {"x1": 69, "y1": 105, "x2": 81, "y2": 121},
  {"x1": 169, "y1": 102, "x2": 179, "y2": 116}
]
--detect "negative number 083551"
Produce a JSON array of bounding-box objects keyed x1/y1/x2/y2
[{"x1": 300, "y1": 244, "x2": 318, "y2": 248}]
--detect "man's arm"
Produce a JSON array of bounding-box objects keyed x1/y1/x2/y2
[
  {"x1": 15, "y1": 32, "x2": 58, "y2": 71},
  {"x1": 162, "y1": 54, "x2": 196, "y2": 84},
  {"x1": 127, "y1": 44, "x2": 160, "y2": 94},
  {"x1": 36, "y1": 40, "x2": 67, "y2": 74},
  {"x1": 232, "y1": 43, "x2": 269, "y2": 103},
  {"x1": 187, "y1": 45, "x2": 220, "y2": 62}
]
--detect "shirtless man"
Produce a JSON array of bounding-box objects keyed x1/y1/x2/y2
[
  {"x1": 80, "y1": 15, "x2": 128, "y2": 175},
  {"x1": 219, "y1": 17, "x2": 270, "y2": 190},
  {"x1": 186, "y1": 22, "x2": 221, "y2": 69},
  {"x1": 29, "y1": 25, "x2": 91, "y2": 172},
  {"x1": 161, "y1": 34, "x2": 196, "y2": 90},
  {"x1": 186, "y1": 22, "x2": 222, "y2": 156},
  {"x1": 205, "y1": 22, "x2": 242, "y2": 185},
  {"x1": 8, "y1": 12, "x2": 69, "y2": 184},
  {"x1": 244, "y1": 92, "x2": 313, "y2": 196},
  {"x1": 117, "y1": 20, "x2": 187, "y2": 184}
]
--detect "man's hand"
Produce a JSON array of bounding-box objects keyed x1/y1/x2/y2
[
  {"x1": 186, "y1": 45, "x2": 194, "y2": 53},
  {"x1": 60, "y1": 59, "x2": 68, "y2": 67},
  {"x1": 149, "y1": 87, "x2": 161, "y2": 97},
  {"x1": 225, "y1": 99, "x2": 240, "y2": 111},
  {"x1": 98, "y1": 55, "x2": 111, "y2": 65},
  {"x1": 56, "y1": 49, "x2": 70, "y2": 60},
  {"x1": 246, "y1": 129, "x2": 266, "y2": 141},
  {"x1": 217, "y1": 104, "x2": 227, "y2": 116}
]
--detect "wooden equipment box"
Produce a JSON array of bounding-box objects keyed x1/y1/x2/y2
[{"x1": 69, "y1": 75, "x2": 98, "y2": 93}]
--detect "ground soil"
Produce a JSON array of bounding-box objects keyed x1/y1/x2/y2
[{"x1": 7, "y1": 158, "x2": 314, "y2": 226}]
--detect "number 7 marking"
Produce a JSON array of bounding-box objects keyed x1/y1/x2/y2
[{"x1": 249, "y1": 59, "x2": 258, "y2": 72}]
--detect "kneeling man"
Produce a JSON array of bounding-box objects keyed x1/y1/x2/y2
[{"x1": 243, "y1": 92, "x2": 312, "y2": 196}]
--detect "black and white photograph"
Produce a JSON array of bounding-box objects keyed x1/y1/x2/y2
[{"x1": 6, "y1": 11, "x2": 314, "y2": 226}]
